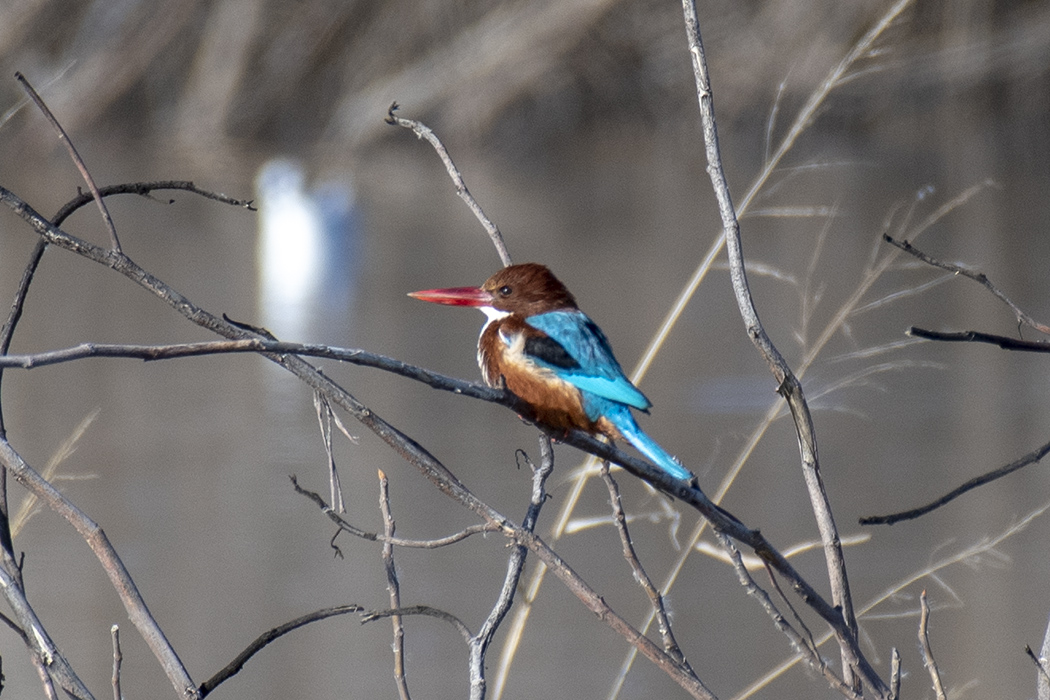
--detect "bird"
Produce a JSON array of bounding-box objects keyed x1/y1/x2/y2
[{"x1": 409, "y1": 263, "x2": 694, "y2": 481}]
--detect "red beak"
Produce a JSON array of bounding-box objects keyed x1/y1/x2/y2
[{"x1": 408, "y1": 286, "x2": 493, "y2": 307}]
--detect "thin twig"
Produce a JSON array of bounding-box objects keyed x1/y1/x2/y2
[
  {"x1": 1025, "y1": 644, "x2": 1050, "y2": 686},
  {"x1": 908, "y1": 327, "x2": 1050, "y2": 352},
  {"x1": 15, "y1": 72, "x2": 122, "y2": 252},
  {"x1": 885, "y1": 231, "x2": 1050, "y2": 335},
  {"x1": 860, "y1": 436, "x2": 1050, "y2": 525},
  {"x1": 600, "y1": 462, "x2": 693, "y2": 672},
  {"x1": 32, "y1": 656, "x2": 59, "y2": 700},
  {"x1": 291, "y1": 475, "x2": 499, "y2": 548},
  {"x1": 198, "y1": 605, "x2": 362, "y2": 697},
  {"x1": 386, "y1": 103, "x2": 511, "y2": 267},
  {"x1": 889, "y1": 648, "x2": 901, "y2": 700},
  {"x1": 314, "y1": 392, "x2": 345, "y2": 514},
  {"x1": 0, "y1": 561, "x2": 93, "y2": 699},
  {"x1": 51, "y1": 180, "x2": 255, "y2": 224},
  {"x1": 379, "y1": 469, "x2": 410, "y2": 700},
  {"x1": 681, "y1": 0, "x2": 873, "y2": 694},
  {"x1": 111, "y1": 625, "x2": 122, "y2": 700},
  {"x1": 362, "y1": 605, "x2": 472, "y2": 642},
  {"x1": 469, "y1": 437, "x2": 554, "y2": 700},
  {"x1": 918, "y1": 591, "x2": 947, "y2": 700},
  {"x1": 715, "y1": 531, "x2": 859, "y2": 699},
  {"x1": 762, "y1": 562, "x2": 820, "y2": 663}
]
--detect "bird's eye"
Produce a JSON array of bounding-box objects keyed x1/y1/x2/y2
[{"x1": 498, "y1": 285, "x2": 512, "y2": 297}]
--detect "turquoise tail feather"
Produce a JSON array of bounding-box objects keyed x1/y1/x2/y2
[{"x1": 597, "y1": 401, "x2": 693, "y2": 481}]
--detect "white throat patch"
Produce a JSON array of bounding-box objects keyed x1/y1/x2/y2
[{"x1": 479, "y1": 306, "x2": 511, "y2": 334}]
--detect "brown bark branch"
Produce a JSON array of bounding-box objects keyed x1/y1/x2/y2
[{"x1": 680, "y1": 0, "x2": 878, "y2": 694}]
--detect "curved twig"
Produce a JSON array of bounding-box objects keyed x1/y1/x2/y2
[
  {"x1": 16, "y1": 72, "x2": 121, "y2": 252},
  {"x1": 362, "y1": 605, "x2": 473, "y2": 643},
  {"x1": 386, "y1": 103, "x2": 511, "y2": 267},
  {"x1": 52, "y1": 180, "x2": 255, "y2": 225},
  {"x1": 886, "y1": 231, "x2": 1049, "y2": 335},
  {"x1": 293, "y1": 474, "x2": 499, "y2": 547},
  {"x1": 198, "y1": 605, "x2": 362, "y2": 697},
  {"x1": 860, "y1": 436, "x2": 1050, "y2": 525}
]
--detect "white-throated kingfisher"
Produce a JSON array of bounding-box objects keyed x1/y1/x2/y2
[{"x1": 409, "y1": 263, "x2": 694, "y2": 481}]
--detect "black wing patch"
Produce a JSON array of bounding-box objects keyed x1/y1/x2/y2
[{"x1": 524, "y1": 335, "x2": 580, "y2": 370}]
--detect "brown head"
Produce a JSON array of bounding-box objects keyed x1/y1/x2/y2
[{"x1": 409, "y1": 263, "x2": 578, "y2": 317}]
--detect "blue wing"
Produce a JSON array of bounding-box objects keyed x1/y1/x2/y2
[{"x1": 525, "y1": 310, "x2": 651, "y2": 411}]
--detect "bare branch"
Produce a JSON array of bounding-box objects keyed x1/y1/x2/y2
[
  {"x1": 52, "y1": 181, "x2": 255, "y2": 225},
  {"x1": 378, "y1": 470, "x2": 411, "y2": 700},
  {"x1": 600, "y1": 462, "x2": 693, "y2": 672},
  {"x1": 0, "y1": 562, "x2": 93, "y2": 699},
  {"x1": 680, "y1": 0, "x2": 874, "y2": 693},
  {"x1": 469, "y1": 437, "x2": 554, "y2": 700},
  {"x1": 386, "y1": 103, "x2": 511, "y2": 267},
  {"x1": 32, "y1": 657, "x2": 58, "y2": 700},
  {"x1": 919, "y1": 591, "x2": 948, "y2": 700},
  {"x1": 199, "y1": 605, "x2": 363, "y2": 697},
  {"x1": 885, "y1": 231, "x2": 1050, "y2": 335},
  {"x1": 860, "y1": 436, "x2": 1050, "y2": 525},
  {"x1": 908, "y1": 327, "x2": 1050, "y2": 352},
  {"x1": 291, "y1": 475, "x2": 498, "y2": 548},
  {"x1": 111, "y1": 625, "x2": 122, "y2": 700},
  {"x1": 715, "y1": 531, "x2": 859, "y2": 699},
  {"x1": 16, "y1": 72, "x2": 122, "y2": 252},
  {"x1": 763, "y1": 563, "x2": 820, "y2": 664},
  {"x1": 314, "y1": 392, "x2": 346, "y2": 514},
  {"x1": 362, "y1": 606, "x2": 472, "y2": 643},
  {"x1": 889, "y1": 648, "x2": 901, "y2": 700}
]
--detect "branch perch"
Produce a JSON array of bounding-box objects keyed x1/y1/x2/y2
[{"x1": 680, "y1": 0, "x2": 876, "y2": 693}]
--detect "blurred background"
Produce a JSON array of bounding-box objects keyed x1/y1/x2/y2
[{"x1": 1, "y1": 0, "x2": 1049, "y2": 698}]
